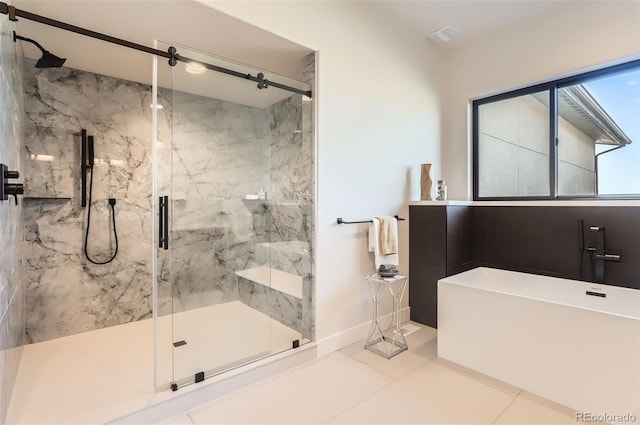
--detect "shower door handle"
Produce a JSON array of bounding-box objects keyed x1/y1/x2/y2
[{"x1": 159, "y1": 195, "x2": 169, "y2": 250}]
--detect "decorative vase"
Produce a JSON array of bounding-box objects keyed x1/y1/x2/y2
[{"x1": 420, "y1": 164, "x2": 433, "y2": 201}]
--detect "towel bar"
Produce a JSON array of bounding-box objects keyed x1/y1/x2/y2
[{"x1": 336, "y1": 215, "x2": 405, "y2": 225}]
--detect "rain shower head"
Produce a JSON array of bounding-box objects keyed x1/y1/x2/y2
[
  {"x1": 13, "y1": 31, "x2": 66, "y2": 68},
  {"x1": 35, "y1": 50, "x2": 66, "y2": 68}
]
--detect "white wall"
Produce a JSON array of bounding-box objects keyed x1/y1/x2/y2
[
  {"x1": 198, "y1": 0, "x2": 640, "y2": 353},
  {"x1": 443, "y1": 0, "x2": 640, "y2": 200},
  {"x1": 199, "y1": 1, "x2": 445, "y2": 351}
]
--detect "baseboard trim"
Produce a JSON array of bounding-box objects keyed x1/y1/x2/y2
[{"x1": 316, "y1": 306, "x2": 410, "y2": 357}]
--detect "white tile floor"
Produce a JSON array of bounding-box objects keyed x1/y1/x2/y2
[{"x1": 157, "y1": 323, "x2": 581, "y2": 425}]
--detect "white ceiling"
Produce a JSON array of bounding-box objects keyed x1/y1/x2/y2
[
  {"x1": 12, "y1": 0, "x2": 313, "y2": 107},
  {"x1": 11, "y1": 0, "x2": 571, "y2": 105},
  {"x1": 368, "y1": 0, "x2": 571, "y2": 48}
]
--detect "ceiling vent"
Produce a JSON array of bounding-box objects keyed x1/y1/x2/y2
[{"x1": 427, "y1": 26, "x2": 460, "y2": 45}]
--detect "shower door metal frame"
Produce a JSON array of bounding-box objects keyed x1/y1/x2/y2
[{"x1": 0, "y1": 1, "x2": 312, "y2": 98}]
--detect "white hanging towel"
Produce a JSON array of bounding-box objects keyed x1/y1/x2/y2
[
  {"x1": 376, "y1": 215, "x2": 398, "y2": 255},
  {"x1": 369, "y1": 217, "x2": 399, "y2": 269}
]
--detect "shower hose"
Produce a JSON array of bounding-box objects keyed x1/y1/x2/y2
[{"x1": 84, "y1": 165, "x2": 118, "y2": 265}]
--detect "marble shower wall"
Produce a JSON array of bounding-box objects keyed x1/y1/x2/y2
[
  {"x1": 0, "y1": 7, "x2": 25, "y2": 423},
  {"x1": 239, "y1": 52, "x2": 315, "y2": 339},
  {"x1": 167, "y1": 66, "x2": 315, "y2": 327},
  {"x1": 165, "y1": 90, "x2": 271, "y2": 313},
  {"x1": 236, "y1": 93, "x2": 311, "y2": 337},
  {"x1": 23, "y1": 56, "x2": 315, "y2": 344},
  {"x1": 22, "y1": 61, "x2": 161, "y2": 343},
  {"x1": 300, "y1": 52, "x2": 315, "y2": 341}
]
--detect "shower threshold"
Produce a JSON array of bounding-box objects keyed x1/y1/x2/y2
[{"x1": 7, "y1": 301, "x2": 315, "y2": 424}]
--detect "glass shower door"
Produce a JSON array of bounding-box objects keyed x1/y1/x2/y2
[{"x1": 154, "y1": 42, "x2": 312, "y2": 389}]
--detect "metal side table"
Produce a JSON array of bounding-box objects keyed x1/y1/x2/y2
[{"x1": 363, "y1": 273, "x2": 408, "y2": 359}]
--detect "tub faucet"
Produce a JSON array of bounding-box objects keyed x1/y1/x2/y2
[{"x1": 587, "y1": 226, "x2": 621, "y2": 283}]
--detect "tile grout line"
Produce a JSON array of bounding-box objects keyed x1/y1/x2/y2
[
  {"x1": 394, "y1": 350, "x2": 439, "y2": 377},
  {"x1": 341, "y1": 348, "x2": 398, "y2": 377},
  {"x1": 431, "y1": 358, "x2": 523, "y2": 399},
  {"x1": 185, "y1": 334, "x2": 435, "y2": 424},
  {"x1": 450, "y1": 371, "x2": 521, "y2": 398},
  {"x1": 183, "y1": 351, "x2": 358, "y2": 422},
  {"x1": 491, "y1": 389, "x2": 523, "y2": 425},
  {"x1": 323, "y1": 349, "x2": 437, "y2": 424},
  {"x1": 340, "y1": 346, "x2": 434, "y2": 381},
  {"x1": 321, "y1": 368, "x2": 400, "y2": 425},
  {"x1": 182, "y1": 346, "x2": 325, "y2": 418},
  {"x1": 339, "y1": 332, "x2": 437, "y2": 381}
]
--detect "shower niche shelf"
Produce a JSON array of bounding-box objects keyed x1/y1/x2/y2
[
  {"x1": 23, "y1": 196, "x2": 71, "y2": 200},
  {"x1": 242, "y1": 199, "x2": 309, "y2": 210},
  {"x1": 241, "y1": 198, "x2": 267, "y2": 213}
]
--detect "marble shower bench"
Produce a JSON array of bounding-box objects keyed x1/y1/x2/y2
[
  {"x1": 235, "y1": 266, "x2": 306, "y2": 337},
  {"x1": 235, "y1": 266, "x2": 302, "y2": 299}
]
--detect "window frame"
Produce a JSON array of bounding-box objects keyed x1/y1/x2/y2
[{"x1": 472, "y1": 59, "x2": 640, "y2": 201}]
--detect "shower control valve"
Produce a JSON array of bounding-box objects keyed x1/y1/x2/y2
[{"x1": 0, "y1": 163, "x2": 25, "y2": 205}]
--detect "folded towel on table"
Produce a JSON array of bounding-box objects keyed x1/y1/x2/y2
[{"x1": 369, "y1": 217, "x2": 399, "y2": 270}]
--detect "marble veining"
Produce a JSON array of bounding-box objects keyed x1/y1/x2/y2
[
  {"x1": 299, "y1": 52, "x2": 315, "y2": 342},
  {"x1": 22, "y1": 53, "x2": 315, "y2": 350},
  {"x1": 166, "y1": 79, "x2": 315, "y2": 337},
  {"x1": 0, "y1": 6, "x2": 25, "y2": 423},
  {"x1": 22, "y1": 62, "x2": 157, "y2": 343},
  {"x1": 237, "y1": 276, "x2": 304, "y2": 337}
]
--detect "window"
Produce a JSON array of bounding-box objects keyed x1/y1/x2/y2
[{"x1": 473, "y1": 60, "x2": 640, "y2": 200}]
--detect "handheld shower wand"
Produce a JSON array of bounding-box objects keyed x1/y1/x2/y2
[
  {"x1": 82, "y1": 132, "x2": 118, "y2": 265},
  {"x1": 81, "y1": 130, "x2": 95, "y2": 207}
]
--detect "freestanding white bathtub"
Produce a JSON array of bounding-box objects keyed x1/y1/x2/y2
[{"x1": 438, "y1": 267, "x2": 640, "y2": 423}]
